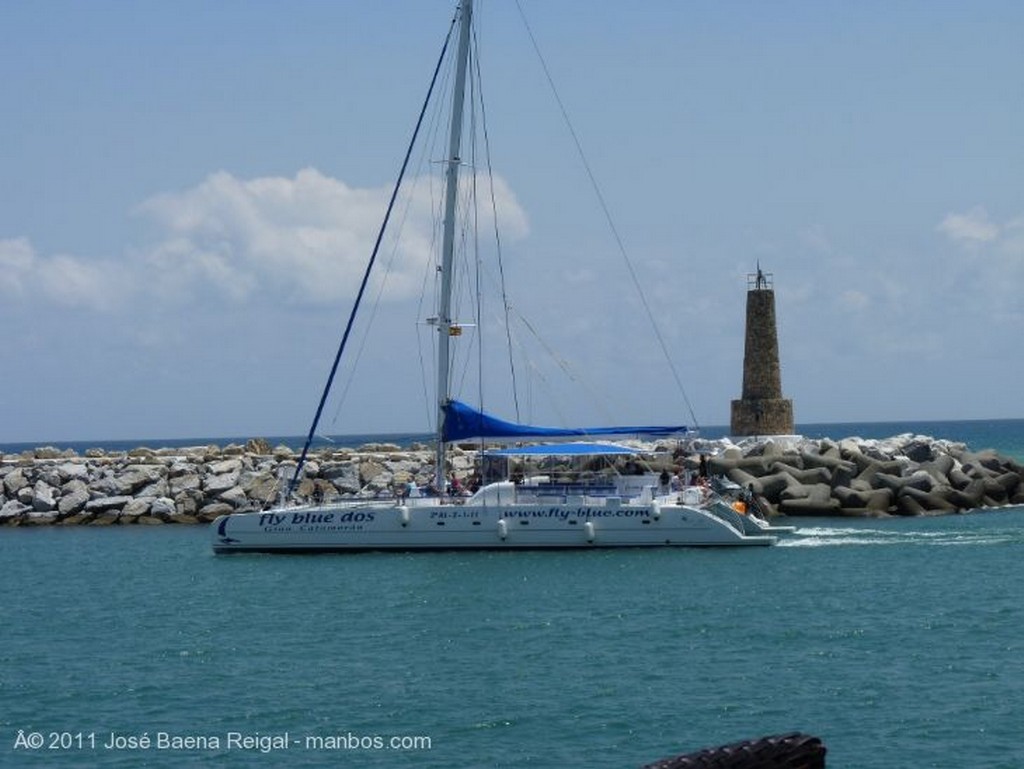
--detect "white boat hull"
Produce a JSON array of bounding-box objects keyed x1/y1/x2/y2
[{"x1": 211, "y1": 495, "x2": 775, "y2": 553}]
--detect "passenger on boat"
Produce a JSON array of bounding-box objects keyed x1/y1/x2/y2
[{"x1": 449, "y1": 473, "x2": 468, "y2": 497}]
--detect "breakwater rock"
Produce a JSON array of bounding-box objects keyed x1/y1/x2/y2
[
  {"x1": 0, "y1": 439, "x2": 454, "y2": 527},
  {"x1": 0, "y1": 433, "x2": 1021, "y2": 526},
  {"x1": 707, "y1": 433, "x2": 1024, "y2": 517}
]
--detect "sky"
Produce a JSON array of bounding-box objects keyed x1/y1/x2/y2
[{"x1": 1, "y1": 0, "x2": 1022, "y2": 443}]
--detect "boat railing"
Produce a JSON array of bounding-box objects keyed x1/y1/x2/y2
[
  {"x1": 702, "y1": 496, "x2": 750, "y2": 535},
  {"x1": 529, "y1": 483, "x2": 618, "y2": 499}
]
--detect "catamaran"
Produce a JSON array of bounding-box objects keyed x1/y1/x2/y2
[{"x1": 211, "y1": 0, "x2": 776, "y2": 553}]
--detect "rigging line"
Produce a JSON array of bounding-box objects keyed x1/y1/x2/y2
[
  {"x1": 445, "y1": 83, "x2": 479, "y2": 402},
  {"x1": 331, "y1": 23, "x2": 454, "y2": 432},
  {"x1": 450, "y1": 64, "x2": 487, "y2": 410},
  {"x1": 472, "y1": 21, "x2": 522, "y2": 424},
  {"x1": 453, "y1": 179, "x2": 477, "y2": 396},
  {"x1": 352, "y1": 54, "x2": 453, "y2": 433},
  {"x1": 328, "y1": 89, "x2": 442, "y2": 431},
  {"x1": 470, "y1": 254, "x2": 620, "y2": 425},
  {"x1": 463, "y1": 0, "x2": 485, "y2": 464},
  {"x1": 420, "y1": 47, "x2": 468, "y2": 432},
  {"x1": 513, "y1": 0, "x2": 700, "y2": 430},
  {"x1": 507, "y1": 305, "x2": 620, "y2": 427},
  {"x1": 469, "y1": 47, "x2": 485, "y2": 418},
  {"x1": 467, "y1": 230, "x2": 625, "y2": 427},
  {"x1": 415, "y1": 69, "x2": 454, "y2": 432},
  {"x1": 450, "y1": 97, "x2": 477, "y2": 401},
  {"x1": 287, "y1": 13, "x2": 459, "y2": 496}
]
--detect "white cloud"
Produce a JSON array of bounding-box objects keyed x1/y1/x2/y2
[
  {"x1": 0, "y1": 237, "x2": 126, "y2": 312},
  {"x1": 937, "y1": 206, "x2": 999, "y2": 245},
  {"x1": 138, "y1": 169, "x2": 388, "y2": 303},
  {"x1": 0, "y1": 168, "x2": 529, "y2": 314},
  {"x1": 934, "y1": 208, "x2": 1024, "y2": 296},
  {"x1": 839, "y1": 289, "x2": 869, "y2": 310},
  {"x1": 997, "y1": 216, "x2": 1024, "y2": 258},
  {"x1": 905, "y1": 206, "x2": 1024, "y2": 328},
  {"x1": 798, "y1": 224, "x2": 832, "y2": 254},
  {"x1": 0, "y1": 238, "x2": 34, "y2": 295},
  {"x1": 138, "y1": 236, "x2": 258, "y2": 303},
  {"x1": 137, "y1": 167, "x2": 529, "y2": 305},
  {"x1": 36, "y1": 254, "x2": 129, "y2": 311}
]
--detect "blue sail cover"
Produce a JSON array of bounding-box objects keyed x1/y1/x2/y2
[
  {"x1": 442, "y1": 399, "x2": 687, "y2": 443},
  {"x1": 486, "y1": 443, "x2": 641, "y2": 456}
]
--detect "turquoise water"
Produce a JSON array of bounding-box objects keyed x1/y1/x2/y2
[
  {"x1": 2, "y1": 419, "x2": 1023, "y2": 768},
  {"x1": 2, "y1": 511, "x2": 1024, "y2": 768}
]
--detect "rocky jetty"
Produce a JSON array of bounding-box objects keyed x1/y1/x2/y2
[
  {"x1": 0, "y1": 438, "x2": 464, "y2": 527},
  {"x1": 0, "y1": 433, "x2": 1021, "y2": 526},
  {"x1": 707, "y1": 433, "x2": 1024, "y2": 517}
]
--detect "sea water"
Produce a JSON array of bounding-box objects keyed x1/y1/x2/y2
[{"x1": 1, "y1": 419, "x2": 1022, "y2": 768}]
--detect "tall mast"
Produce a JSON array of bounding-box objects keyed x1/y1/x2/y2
[{"x1": 435, "y1": 0, "x2": 473, "y2": 492}]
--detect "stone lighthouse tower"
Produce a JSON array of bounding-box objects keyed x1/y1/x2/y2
[{"x1": 730, "y1": 265, "x2": 794, "y2": 436}]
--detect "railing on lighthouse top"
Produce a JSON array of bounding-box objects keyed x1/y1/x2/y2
[{"x1": 747, "y1": 265, "x2": 773, "y2": 291}]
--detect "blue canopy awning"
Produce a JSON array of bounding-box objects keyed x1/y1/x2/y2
[
  {"x1": 442, "y1": 399, "x2": 687, "y2": 443},
  {"x1": 485, "y1": 442, "x2": 642, "y2": 457}
]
